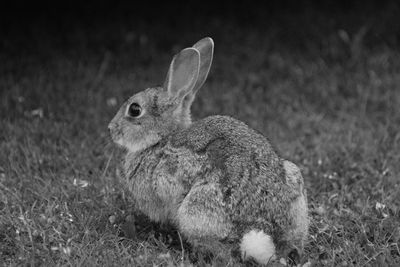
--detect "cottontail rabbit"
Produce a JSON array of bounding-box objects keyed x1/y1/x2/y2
[{"x1": 109, "y1": 37, "x2": 309, "y2": 265}]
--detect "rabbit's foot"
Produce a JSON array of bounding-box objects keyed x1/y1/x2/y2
[{"x1": 120, "y1": 214, "x2": 137, "y2": 239}]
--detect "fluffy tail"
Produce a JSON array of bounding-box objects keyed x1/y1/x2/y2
[{"x1": 240, "y1": 230, "x2": 276, "y2": 265}]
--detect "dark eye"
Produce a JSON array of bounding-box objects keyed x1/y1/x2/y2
[{"x1": 127, "y1": 103, "x2": 142, "y2": 117}]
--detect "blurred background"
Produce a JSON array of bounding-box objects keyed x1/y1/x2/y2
[
  {"x1": 2, "y1": 0, "x2": 400, "y2": 122},
  {"x1": 1, "y1": 0, "x2": 400, "y2": 266}
]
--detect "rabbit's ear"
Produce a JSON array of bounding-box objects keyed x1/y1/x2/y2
[
  {"x1": 164, "y1": 48, "x2": 200, "y2": 102},
  {"x1": 182, "y1": 37, "x2": 214, "y2": 111},
  {"x1": 192, "y1": 37, "x2": 214, "y2": 93}
]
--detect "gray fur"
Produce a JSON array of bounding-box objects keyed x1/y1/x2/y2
[{"x1": 109, "y1": 38, "x2": 309, "y2": 263}]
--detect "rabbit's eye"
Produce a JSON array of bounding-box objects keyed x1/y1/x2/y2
[{"x1": 127, "y1": 103, "x2": 142, "y2": 118}]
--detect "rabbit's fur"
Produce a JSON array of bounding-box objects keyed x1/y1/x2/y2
[{"x1": 109, "y1": 38, "x2": 309, "y2": 265}]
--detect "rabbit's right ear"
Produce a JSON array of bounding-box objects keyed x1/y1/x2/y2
[
  {"x1": 191, "y1": 37, "x2": 214, "y2": 94},
  {"x1": 181, "y1": 37, "x2": 214, "y2": 113},
  {"x1": 164, "y1": 48, "x2": 200, "y2": 103}
]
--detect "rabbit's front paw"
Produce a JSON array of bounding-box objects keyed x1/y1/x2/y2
[{"x1": 120, "y1": 214, "x2": 137, "y2": 239}]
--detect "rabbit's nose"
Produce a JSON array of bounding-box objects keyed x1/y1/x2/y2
[
  {"x1": 108, "y1": 123, "x2": 120, "y2": 137},
  {"x1": 108, "y1": 121, "x2": 116, "y2": 130}
]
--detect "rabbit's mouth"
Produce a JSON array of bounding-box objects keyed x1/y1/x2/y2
[
  {"x1": 108, "y1": 128, "x2": 126, "y2": 149},
  {"x1": 108, "y1": 130, "x2": 126, "y2": 150},
  {"x1": 113, "y1": 138, "x2": 126, "y2": 149}
]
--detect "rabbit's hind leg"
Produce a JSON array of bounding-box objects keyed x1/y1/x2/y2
[{"x1": 176, "y1": 183, "x2": 234, "y2": 260}]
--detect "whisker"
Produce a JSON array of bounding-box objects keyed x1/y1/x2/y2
[{"x1": 101, "y1": 149, "x2": 114, "y2": 180}]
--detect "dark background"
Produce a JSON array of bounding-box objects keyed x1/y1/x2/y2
[
  {"x1": 2, "y1": 0, "x2": 400, "y2": 119},
  {"x1": 2, "y1": 0, "x2": 400, "y2": 53}
]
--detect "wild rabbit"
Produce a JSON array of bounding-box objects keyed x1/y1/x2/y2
[{"x1": 108, "y1": 37, "x2": 309, "y2": 265}]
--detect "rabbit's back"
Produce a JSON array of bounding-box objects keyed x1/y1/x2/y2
[{"x1": 172, "y1": 115, "x2": 288, "y2": 189}]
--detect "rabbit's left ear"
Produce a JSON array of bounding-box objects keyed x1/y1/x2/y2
[{"x1": 164, "y1": 48, "x2": 200, "y2": 102}]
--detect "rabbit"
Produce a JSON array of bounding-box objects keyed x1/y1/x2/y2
[{"x1": 108, "y1": 37, "x2": 309, "y2": 265}]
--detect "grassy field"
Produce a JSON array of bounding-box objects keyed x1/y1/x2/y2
[{"x1": 1, "y1": 6, "x2": 400, "y2": 266}]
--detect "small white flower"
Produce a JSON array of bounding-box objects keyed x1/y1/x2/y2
[
  {"x1": 30, "y1": 108, "x2": 44, "y2": 118},
  {"x1": 62, "y1": 246, "x2": 71, "y2": 256},
  {"x1": 375, "y1": 202, "x2": 389, "y2": 218},
  {"x1": 73, "y1": 178, "x2": 89, "y2": 188},
  {"x1": 157, "y1": 252, "x2": 171, "y2": 260},
  {"x1": 108, "y1": 215, "x2": 116, "y2": 224},
  {"x1": 279, "y1": 257, "x2": 287, "y2": 265},
  {"x1": 375, "y1": 202, "x2": 386, "y2": 210}
]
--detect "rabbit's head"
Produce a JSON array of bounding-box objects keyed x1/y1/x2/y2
[{"x1": 108, "y1": 37, "x2": 214, "y2": 153}]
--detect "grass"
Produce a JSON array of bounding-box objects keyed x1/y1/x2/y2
[{"x1": 1, "y1": 6, "x2": 400, "y2": 266}]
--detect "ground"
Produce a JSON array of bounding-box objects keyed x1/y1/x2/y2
[{"x1": 1, "y1": 4, "x2": 400, "y2": 266}]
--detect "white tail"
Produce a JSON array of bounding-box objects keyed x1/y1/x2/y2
[{"x1": 240, "y1": 230, "x2": 276, "y2": 264}]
